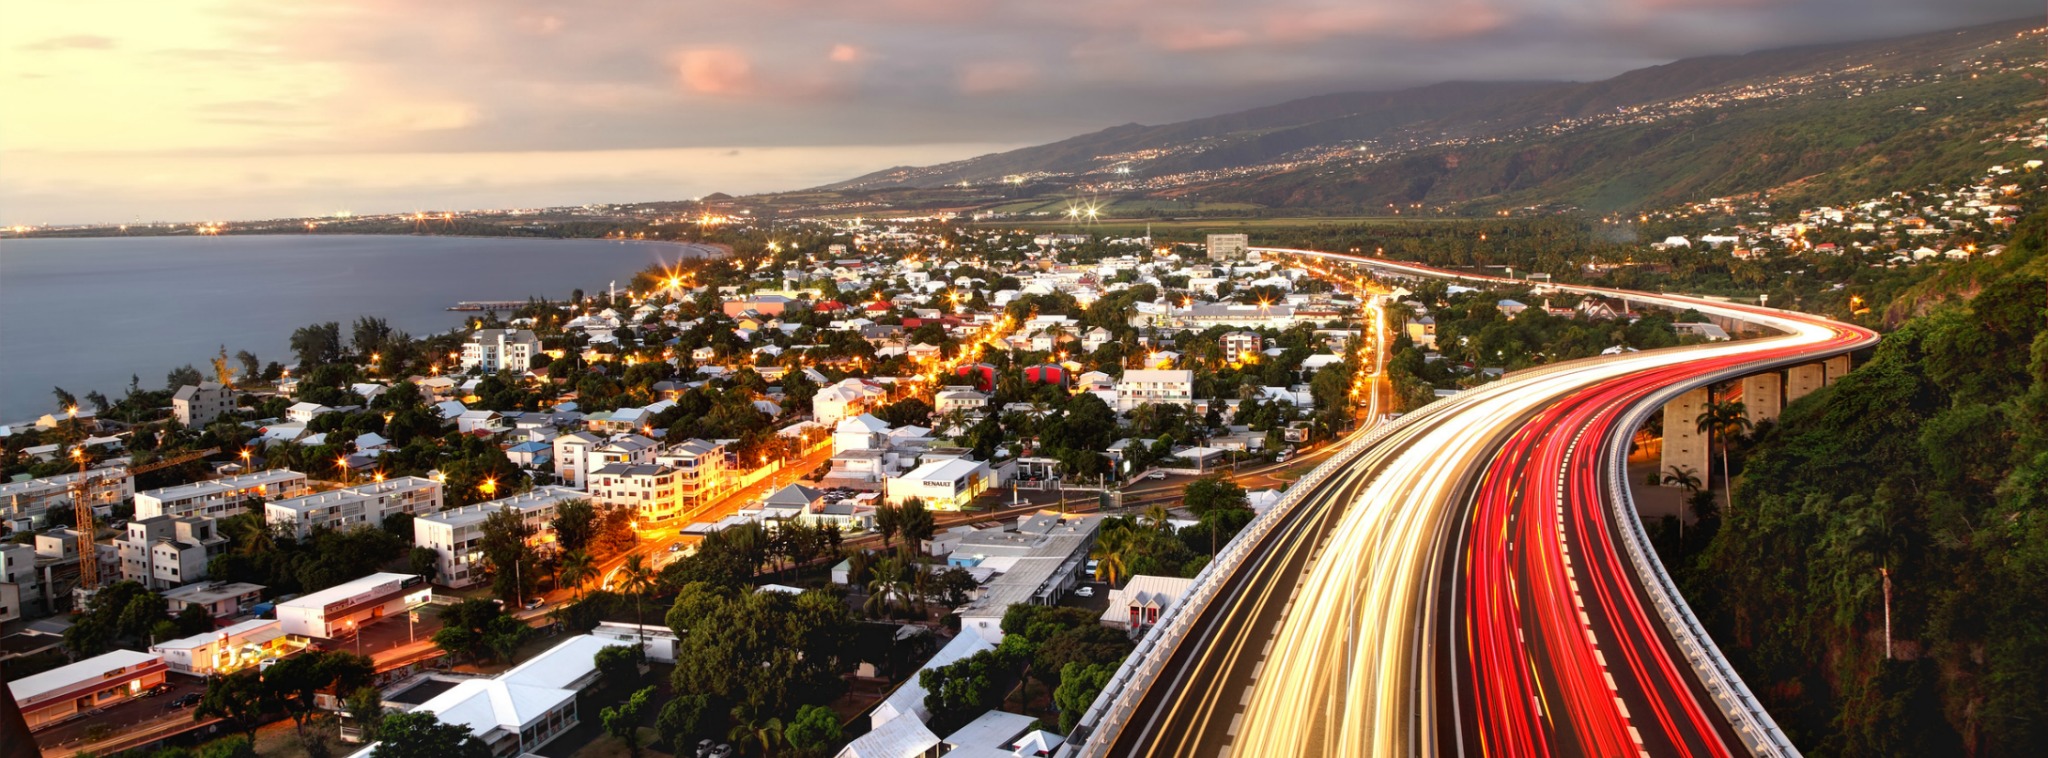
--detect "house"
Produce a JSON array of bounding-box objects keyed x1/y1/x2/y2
[
  {"x1": 550, "y1": 431, "x2": 603, "y2": 489},
  {"x1": 461, "y1": 329, "x2": 543, "y2": 373},
  {"x1": 171, "y1": 382, "x2": 234, "y2": 427},
  {"x1": 933, "y1": 386, "x2": 989, "y2": 416},
  {"x1": 1099, "y1": 575, "x2": 1196, "y2": 634},
  {"x1": 265, "y1": 477, "x2": 443, "y2": 539},
  {"x1": 347, "y1": 635, "x2": 613, "y2": 757},
  {"x1": 1220, "y1": 331, "x2": 1262, "y2": 360},
  {"x1": 813, "y1": 378, "x2": 889, "y2": 425},
  {"x1": 1114, "y1": 369, "x2": 1194, "y2": 412},
  {"x1": 115, "y1": 515, "x2": 228, "y2": 590},
  {"x1": 1496, "y1": 299, "x2": 1528, "y2": 317},
  {"x1": 835, "y1": 414, "x2": 892, "y2": 454},
  {"x1": 760, "y1": 484, "x2": 824, "y2": 523},
  {"x1": 885, "y1": 457, "x2": 994, "y2": 511},
  {"x1": 456, "y1": 410, "x2": 502, "y2": 435},
  {"x1": 941, "y1": 711, "x2": 1041, "y2": 756},
  {"x1": 276, "y1": 573, "x2": 429, "y2": 641},
  {"x1": 162, "y1": 580, "x2": 266, "y2": 619},
  {"x1": 950, "y1": 513, "x2": 1103, "y2": 643},
  {"x1": 413, "y1": 487, "x2": 583, "y2": 587},
  {"x1": 285, "y1": 402, "x2": 335, "y2": 424}
]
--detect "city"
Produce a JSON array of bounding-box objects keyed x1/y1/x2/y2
[{"x1": 3, "y1": 4, "x2": 2046, "y2": 758}]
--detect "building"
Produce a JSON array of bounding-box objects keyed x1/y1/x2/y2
[
  {"x1": 347, "y1": 634, "x2": 624, "y2": 758},
  {"x1": 265, "y1": 477, "x2": 442, "y2": 539},
  {"x1": 1114, "y1": 369, "x2": 1195, "y2": 412},
  {"x1": 658, "y1": 439, "x2": 733, "y2": 511},
  {"x1": 135, "y1": 469, "x2": 311, "y2": 520},
  {"x1": 944, "y1": 512, "x2": 1103, "y2": 643},
  {"x1": 171, "y1": 382, "x2": 234, "y2": 427},
  {"x1": 1, "y1": 467, "x2": 134, "y2": 531},
  {"x1": 163, "y1": 580, "x2": 266, "y2": 619},
  {"x1": 1220, "y1": 331, "x2": 1263, "y2": 360},
  {"x1": 933, "y1": 386, "x2": 989, "y2": 416},
  {"x1": 115, "y1": 515, "x2": 227, "y2": 589},
  {"x1": 413, "y1": 487, "x2": 583, "y2": 588},
  {"x1": 461, "y1": 329, "x2": 543, "y2": 373},
  {"x1": 587, "y1": 464, "x2": 680, "y2": 522},
  {"x1": 885, "y1": 458, "x2": 994, "y2": 511},
  {"x1": 834, "y1": 414, "x2": 892, "y2": 454},
  {"x1": 1404, "y1": 315, "x2": 1438, "y2": 350},
  {"x1": 9, "y1": 649, "x2": 167, "y2": 730},
  {"x1": 1207, "y1": 233, "x2": 1248, "y2": 260},
  {"x1": 276, "y1": 572, "x2": 430, "y2": 641},
  {"x1": 550, "y1": 431, "x2": 603, "y2": 489},
  {"x1": 812, "y1": 378, "x2": 888, "y2": 426},
  {"x1": 1098, "y1": 575, "x2": 1195, "y2": 634},
  {"x1": 152, "y1": 617, "x2": 305, "y2": 677}
]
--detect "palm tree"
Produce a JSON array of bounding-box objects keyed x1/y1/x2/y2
[
  {"x1": 619, "y1": 554, "x2": 656, "y2": 649},
  {"x1": 1695, "y1": 399, "x2": 1752, "y2": 513},
  {"x1": 865, "y1": 557, "x2": 912, "y2": 619},
  {"x1": 559, "y1": 550, "x2": 595, "y2": 601},
  {"x1": 1660, "y1": 465, "x2": 1703, "y2": 540},
  {"x1": 1090, "y1": 529, "x2": 1131, "y2": 585},
  {"x1": 1143, "y1": 503, "x2": 1173, "y2": 533},
  {"x1": 727, "y1": 711, "x2": 786, "y2": 757}
]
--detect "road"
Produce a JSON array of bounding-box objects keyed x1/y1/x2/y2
[{"x1": 1080, "y1": 249, "x2": 1874, "y2": 757}]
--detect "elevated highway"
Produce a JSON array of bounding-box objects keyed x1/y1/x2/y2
[{"x1": 1066, "y1": 249, "x2": 1875, "y2": 757}]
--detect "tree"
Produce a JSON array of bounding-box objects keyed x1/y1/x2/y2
[
  {"x1": 898, "y1": 498, "x2": 935, "y2": 544},
  {"x1": 865, "y1": 557, "x2": 913, "y2": 618},
  {"x1": 874, "y1": 502, "x2": 902, "y2": 548},
  {"x1": 478, "y1": 507, "x2": 538, "y2": 604},
  {"x1": 372, "y1": 712, "x2": 491, "y2": 758},
  {"x1": 432, "y1": 598, "x2": 529, "y2": 663},
  {"x1": 1090, "y1": 529, "x2": 1130, "y2": 585},
  {"x1": 1694, "y1": 399, "x2": 1752, "y2": 513},
  {"x1": 409, "y1": 546, "x2": 441, "y2": 580},
  {"x1": 51, "y1": 386, "x2": 77, "y2": 412},
  {"x1": 619, "y1": 554, "x2": 658, "y2": 647},
  {"x1": 236, "y1": 350, "x2": 262, "y2": 382},
  {"x1": 560, "y1": 549, "x2": 597, "y2": 599},
  {"x1": 602, "y1": 686, "x2": 656, "y2": 758},
  {"x1": 167, "y1": 364, "x2": 205, "y2": 390},
  {"x1": 344, "y1": 686, "x2": 387, "y2": 742},
  {"x1": 550, "y1": 498, "x2": 599, "y2": 554},
  {"x1": 595, "y1": 644, "x2": 643, "y2": 690},
  {"x1": 1055, "y1": 662, "x2": 1118, "y2": 733},
  {"x1": 291, "y1": 321, "x2": 345, "y2": 369},
  {"x1": 196, "y1": 670, "x2": 270, "y2": 742},
  {"x1": 783, "y1": 704, "x2": 843, "y2": 757},
  {"x1": 1182, "y1": 476, "x2": 1248, "y2": 517}
]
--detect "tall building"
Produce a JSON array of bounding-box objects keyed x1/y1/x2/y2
[
  {"x1": 171, "y1": 382, "x2": 235, "y2": 427},
  {"x1": 264, "y1": 477, "x2": 442, "y2": 538},
  {"x1": 1207, "y1": 233, "x2": 1248, "y2": 261},
  {"x1": 135, "y1": 469, "x2": 310, "y2": 520},
  {"x1": 413, "y1": 486, "x2": 583, "y2": 587},
  {"x1": 115, "y1": 515, "x2": 228, "y2": 590}
]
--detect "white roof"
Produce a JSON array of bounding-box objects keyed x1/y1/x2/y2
[
  {"x1": 10, "y1": 650, "x2": 160, "y2": 702},
  {"x1": 277, "y1": 572, "x2": 416, "y2": 611},
  {"x1": 874, "y1": 632, "x2": 994, "y2": 727},
  {"x1": 838, "y1": 716, "x2": 939, "y2": 758},
  {"x1": 499, "y1": 634, "x2": 613, "y2": 690},
  {"x1": 154, "y1": 618, "x2": 281, "y2": 651},
  {"x1": 898, "y1": 457, "x2": 985, "y2": 484},
  {"x1": 416, "y1": 677, "x2": 575, "y2": 736},
  {"x1": 837, "y1": 413, "x2": 892, "y2": 433},
  {"x1": 943, "y1": 710, "x2": 1038, "y2": 751}
]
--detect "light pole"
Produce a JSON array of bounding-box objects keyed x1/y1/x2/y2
[{"x1": 349, "y1": 620, "x2": 360, "y2": 655}]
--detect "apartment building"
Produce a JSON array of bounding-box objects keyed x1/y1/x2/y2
[
  {"x1": 461, "y1": 329, "x2": 543, "y2": 373},
  {"x1": 171, "y1": 382, "x2": 235, "y2": 427},
  {"x1": 115, "y1": 515, "x2": 228, "y2": 590},
  {"x1": 587, "y1": 464, "x2": 680, "y2": 523},
  {"x1": 1, "y1": 467, "x2": 134, "y2": 531},
  {"x1": 1114, "y1": 369, "x2": 1195, "y2": 412},
  {"x1": 134, "y1": 469, "x2": 310, "y2": 520},
  {"x1": 264, "y1": 477, "x2": 442, "y2": 539},
  {"x1": 658, "y1": 439, "x2": 733, "y2": 512},
  {"x1": 413, "y1": 486, "x2": 583, "y2": 588}
]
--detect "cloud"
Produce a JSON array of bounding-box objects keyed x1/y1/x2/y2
[
  {"x1": 675, "y1": 47, "x2": 755, "y2": 95},
  {"x1": 18, "y1": 34, "x2": 116, "y2": 51},
  {"x1": 829, "y1": 43, "x2": 864, "y2": 63},
  {"x1": 1150, "y1": 27, "x2": 1253, "y2": 53},
  {"x1": 958, "y1": 60, "x2": 1039, "y2": 94}
]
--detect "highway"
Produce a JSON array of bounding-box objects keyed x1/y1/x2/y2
[{"x1": 1076, "y1": 249, "x2": 1875, "y2": 757}]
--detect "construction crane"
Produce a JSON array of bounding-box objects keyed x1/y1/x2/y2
[{"x1": 66, "y1": 447, "x2": 217, "y2": 593}]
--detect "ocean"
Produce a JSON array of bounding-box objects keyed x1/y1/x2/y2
[{"x1": 0, "y1": 234, "x2": 714, "y2": 422}]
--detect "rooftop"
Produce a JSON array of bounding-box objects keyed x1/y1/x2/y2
[
  {"x1": 277, "y1": 572, "x2": 418, "y2": 612},
  {"x1": 10, "y1": 649, "x2": 160, "y2": 704}
]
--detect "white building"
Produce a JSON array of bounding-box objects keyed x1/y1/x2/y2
[
  {"x1": 550, "y1": 431, "x2": 603, "y2": 489},
  {"x1": 587, "y1": 464, "x2": 680, "y2": 523},
  {"x1": 885, "y1": 457, "x2": 994, "y2": 511},
  {"x1": 834, "y1": 413, "x2": 892, "y2": 454},
  {"x1": 1, "y1": 467, "x2": 134, "y2": 531},
  {"x1": 461, "y1": 329, "x2": 543, "y2": 373},
  {"x1": 152, "y1": 617, "x2": 303, "y2": 677},
  {"x1": 9, "y1": 650, "x2": 167, "y2": 730},
  {"x1": 115, "y1": 515, "x2": 227, "y2": 590},
  {"x1": 1115, "y1": 369, "x2": 1194, "y2": 412},
  {"x1": 346, "y1": 634, "x2": 624, "y2": 758},
  {"x1": 658, "y1": 439, "x2": 734, "y2": 511},
  {"x1": 932, "y1": 386, "x2": 989, "y2": 416},
  {"x1": 813, "y1": 378, "x2": 888, "y2": 425},
  {"x1": 413, "y1": 486, "x2": 583, "y2": 588},
  {"x1": 135, "y1": 469, "x2": 310, "y2": 520},
  {"x1": 1207, "y1": 233, "x2": 1248, "y2": 260},
  {"x1": 171, "y1": 382, "x2": 234, "y2": 427},
  {"x1": 163, "y1": 580, "x2": 266, "y2": 619},
  {"x1": 276, "y1": 572, "x2": 430, "y2": 640},
  {"x1": 1098, "y1": 575, "x2": 1195, "y2": 634},
  {"x1": 946, "y1": 512, "x2": 1103, "y2": 643},
  {"x1": 265, "y1": 477, "x2": 442, "y2": 539}
]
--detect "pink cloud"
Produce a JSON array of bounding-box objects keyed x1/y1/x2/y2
[
  {"x1": 675, "y1": 48, "x2": 755, "y2": 95},
  {"x1": 957, "y1": 60, "x2": 1038, "y2": 94},
  {"x1": 829, "y1": 43, "x2": 864, "y2": 63},
  {"x1": 1151, "y1": 26, "x2": 1253, "y2": 53}
]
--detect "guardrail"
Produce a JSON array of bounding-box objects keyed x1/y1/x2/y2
[
  {"x1": 1597, "y1": 353, "x2": 1854, "y2": 758},
  {"x1": 1063, "y1": 414, "x2": 1419, "y2": 756}
]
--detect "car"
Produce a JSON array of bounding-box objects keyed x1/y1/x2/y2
[
  {"x1": 1275, "y1": 452, "x2": 1291, "y2": 463},
  {"x1": 259, "y1": 658, "x2": 279, "y2": 671},
  {"x1": 524, "y1": 597, "x2": 546, "y2": 611},
  {"x1": 1146, "y1": 470, "x2": 1166, "y2": 480},
  {"x1": 1075, "y1": 586, "x2": 1095, "y2": 598},
  {"x1": 168, "y1": 693, "x2": 201, "y2": 710},
  {"x1": 669, "y1": 542, "x2": 684, "y2": 553},
  {"x1": 143, "y1": 684, "x2": 171, "y2": 697}
]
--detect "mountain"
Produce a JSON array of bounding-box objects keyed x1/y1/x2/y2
[{"x1": 813, "y1": 17, "x2": 2046, "y2": 215}]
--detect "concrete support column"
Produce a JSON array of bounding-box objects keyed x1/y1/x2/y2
[
  {"x1": 1739, "y1": 372, "x2": 1783, "y2": 426},
  {"x1": 1823, "y1": 355, "x2": 1851, "y2": 387},
  {"x1": 1785, "y1": 363, "x2": 1826, "y2": 405},
  {"x1": 1660, "y1": 387, "x2": 1711, "y2": 487}
]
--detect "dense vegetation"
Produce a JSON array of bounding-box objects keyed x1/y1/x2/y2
[{"x1": 1677, "y1": 219, "x2": 2048, "y2": 755}]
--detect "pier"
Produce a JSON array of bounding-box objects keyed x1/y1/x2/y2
[{"x1": 447, "y1": 300, "x2": 530, "y2": 312}]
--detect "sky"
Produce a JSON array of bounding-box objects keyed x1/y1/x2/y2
[{"x1": 1, "y1": 0, "x2": 2034, "y2": 226}]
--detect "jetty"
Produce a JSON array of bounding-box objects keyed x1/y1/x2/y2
[{"x1": 447, "y1": 300, "x2": 530, "y2": 312}]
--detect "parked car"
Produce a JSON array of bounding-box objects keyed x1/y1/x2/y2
[
  {"x1": 524, "y1": 597, "x2": 546, "y2": 611},
  {"x1": 167, "y1": 693, "x2": 201, "y2": 710},
  {"x1": 143, "y1": 684, "x2": 171, "y2": 697},
  {"x1": 1146, "y1": 470, "x2": 1166, "y2": 480},
  {"x1": 1275, "y1": 452, "x2": 1291, "y2": 463},
  {"x1": 1075, "y1": 586, "x2": 1095, "y2": 598},
  {"x1": 669, "y1": 542, "x2": 684, "y2": 553}
]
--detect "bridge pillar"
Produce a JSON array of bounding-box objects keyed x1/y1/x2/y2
[
  {"x1": 1739, "y1": 373, "x2": 1782, "y2": 426},
  {"x1": 1660, "y1": 387, "x2": 1711, "y2": 486},
  {"x1": 1823, "y1": 355, "x2": 1851, "y2": 387},
  {"x1": 1785, "y1": 363, "x2": 1826, "y2": 405}
]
